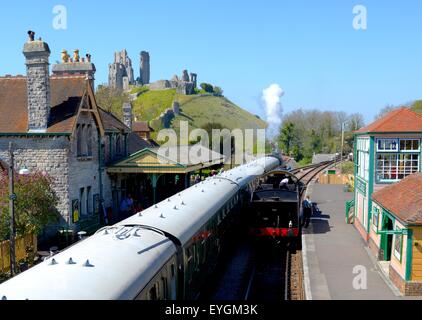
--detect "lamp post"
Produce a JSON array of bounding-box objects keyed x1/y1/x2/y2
[
  {"x1": 337, "y1": 120, "x2": 351, "y2": 173},
  {"x1": 8, "y1": 142, "x2": 16, "y2": 276},
  {"x1": 8, "y1": 143, "x2": 30, "y2": 277}
]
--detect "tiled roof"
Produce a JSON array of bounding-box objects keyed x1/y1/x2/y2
[
  {"x1": 127, "y1": 132, "x2": 154, "y2": 154},
  {"x1": 98, "y1": 108, "x2": 130, "y2": 133},
  {"x1": 0, "y1": 76, "x2": 86, "y2": 134},
  {"x1": 356, "y1": 107, "x2": 422, "y2": 134},
  {"x1": 312, "y1": 154, "x2": 336, "y2": 164},
  {"x1": 132, "y1": 121, "x2": 153, "y2": 132},
  {"x1": 372, "y1": 173, "x2": 422, "y2": 225}
]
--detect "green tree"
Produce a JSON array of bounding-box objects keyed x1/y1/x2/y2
[
  {"x1": 279, "y1": 122, "x2": 298, "y2": 155},
  {"x1": 0, "y1": 171, "x2": 60, "y2": 240},
  {"x1": 95, "y1": 85, "x2": 130, "y2": 118},
  {"x1": 200, "y1": 83, "x2": 214, "y2": 93},
  {"x1": 213, "y1": 86, "x2": 223, "y2": 96}
]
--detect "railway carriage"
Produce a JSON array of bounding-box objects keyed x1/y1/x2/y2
[{"x1": 0, "y1": 156, "x2": 281, "y2": 300}]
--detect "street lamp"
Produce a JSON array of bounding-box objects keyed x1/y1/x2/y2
[
  {"x1": 8, "y1": 142, "x2": 16, "y2": 276},
  {"x1": 8, "y1": 142, "x2": 30, "y2": 277},
  {"x1": 340, "y1": 120, "x2": 349, "y2": 173}
]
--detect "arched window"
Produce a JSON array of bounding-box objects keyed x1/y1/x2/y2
[
  {"x1": 116, "y1": 134, "x2": 122, "y2": 156},
  {"x1": 76, "y1": 124, "x2": 82, "y2": 157},
  {"x1": 87, "y1": 125, "x2": 93, "y2": 157}
]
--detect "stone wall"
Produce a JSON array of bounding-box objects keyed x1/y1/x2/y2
[
  {"x1": 390, "y1": 264, "x2": 422, "y2": 296},
  {"x1": 0, "y1": 136, "x2": 70, "y2": 228},
  {"x1": 68, "y1": 113, "x2": 102, "y2": 224}
]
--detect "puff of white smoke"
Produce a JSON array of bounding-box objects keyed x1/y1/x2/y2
[{"x1": 262, "y1": 84, "x2": 284, "y2": 137}]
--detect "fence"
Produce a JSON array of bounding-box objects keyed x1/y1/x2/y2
[
  {"x1": 0, "y1": 233, "x2": 37, "y2": 274},
  {"x1": 318, "y1": 174, "x2": 354, "y2": 186}
]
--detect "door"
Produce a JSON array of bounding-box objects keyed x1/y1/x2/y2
[{"x1": 381, "y1": 216, "x2": 394, "y2": 261}]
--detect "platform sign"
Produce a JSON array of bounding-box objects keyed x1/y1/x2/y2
[
  {"x1": 356, "y1": 177, "x2": 367, "y2": 195},
  {"x1": 72, "y1": 199, "x2": 80, "y2": 223},
  {"x1": 327, "y1": 170, "x2": 336, "y2": 175}
]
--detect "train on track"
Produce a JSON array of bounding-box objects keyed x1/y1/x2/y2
[
  {"x1": 248, "y1": 170, "x2": 305, "y2": 246},
  {"x1": 0, "y1": 155, "x2": 281, "y2": 300}
]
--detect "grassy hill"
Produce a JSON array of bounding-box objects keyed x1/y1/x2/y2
[
  {"x1": 130, "y1": 88, "x2": 267, "y2": 139},
  {"x1": 411, "y1": 100, "x2": 422, "y2": 115}
]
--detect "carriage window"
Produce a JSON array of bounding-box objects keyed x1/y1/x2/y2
[
  {"x1": 161, "y1": 277, "x2": 168, "y2": 299},
  {"x1": 186, "y1": 247, "x2": 193, "y2": 262},
  {"x1": 171, "y1": 264, "x2": 175, "y2": 278},
  {"x1": 149, "y1": 285, "x2": 158, "y2": 300}
]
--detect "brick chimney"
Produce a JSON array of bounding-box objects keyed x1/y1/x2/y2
[
  {"x1": 122, "y1": 103, "x2": 133, "y2": 130},
  {"x1": 22, "y1": 31, "x2": 51, "y2": 133}
]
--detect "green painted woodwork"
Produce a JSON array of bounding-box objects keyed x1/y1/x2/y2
[
  {"x1": 406, "y1": 229, "x2": 413, "y2": 281},
  {"x1": 367, "y1": 137, "x2": 375, "y2": 234}
]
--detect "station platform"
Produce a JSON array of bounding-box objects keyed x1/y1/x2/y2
[{"x1": 302, "y1": 183, "x2": 419, "y2": 300}]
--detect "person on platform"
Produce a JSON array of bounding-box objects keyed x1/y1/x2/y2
[
  {"x1": 120, "y1": 194, "x2": 134, "y2": 220},
  {"x1": 302, "y1": 195, "x2": 313, "y2": 228}
]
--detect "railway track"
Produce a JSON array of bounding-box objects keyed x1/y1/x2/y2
[{"x1": 204, "y1": 160, "x2": 340, "y2": 301}]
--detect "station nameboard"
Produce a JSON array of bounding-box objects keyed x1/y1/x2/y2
[{"x1": 356, "y1": 177, "x2": 367, "y2": 195}]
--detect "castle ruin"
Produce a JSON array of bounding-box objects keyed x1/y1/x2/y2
[
  {"x1": 107, "y1": 49, "x2": 197, "y2": 95},
  {"x1": 148, "y1": 69, "x2": 197, "y2": 95},
  {"x1": 139, "y1": 51, "x2": 150, "y2": 85},
  {"x1": 108, "y1": 50, "x2": 135, "y2": 91}
]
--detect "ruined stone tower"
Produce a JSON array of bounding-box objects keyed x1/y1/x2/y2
[
  {"x1": 23, "y1": 31, "x2": 51, "y2": 133},
  {"x1": 108, "y1": 49, "x2": 135, "y2": 90},
  {"x1": 140, "y1": 51, "x2": 150, "y2": 85}
]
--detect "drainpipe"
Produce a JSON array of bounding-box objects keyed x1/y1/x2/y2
[{"x1": 98, "y1": 133, "x2": 104, "y2": 226}]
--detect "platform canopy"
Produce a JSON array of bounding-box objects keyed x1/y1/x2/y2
[{"x1": 107, "y1": 145, "x2": 225, "y2": 174}]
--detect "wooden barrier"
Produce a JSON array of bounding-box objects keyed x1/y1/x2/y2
[
  {"x1": 318, "y1": 174, "x2": 353, "y2": 185},
  {"x1": 0, "y1": 234, "x2": 37, "y2": 274}
]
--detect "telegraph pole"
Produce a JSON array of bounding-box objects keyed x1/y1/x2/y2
[{"x1": 8, "y1": 142, "x2": 16, "y2": 276}]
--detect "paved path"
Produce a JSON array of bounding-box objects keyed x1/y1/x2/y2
[{"x1": 303, "y1": 183, "x2": 402, "y2": 300}]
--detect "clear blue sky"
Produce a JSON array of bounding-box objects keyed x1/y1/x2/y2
[{"x1": 1, "y1": 0, "x2": 422, "y2": 124}]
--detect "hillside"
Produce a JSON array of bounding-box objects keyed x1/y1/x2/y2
[
  {"x1": 130, "y1": 88, "x2": 267, "y2": 138},
  {"x1": 411, "y1": 100, "x2": 422, "y2": 115}
]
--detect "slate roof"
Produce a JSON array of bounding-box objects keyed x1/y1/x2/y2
[
  {"x1": 127, "y1": 132, "x2": 154, "y2": 154},
  {"x1": 147, "y1": 145, "x2": 225, "y2": 166},
  {"x1": 0, "y1": 75, "x2": 131, "y2": 135},
  {"x1": 132, "y1": 121, "x2": 153, "y2": 132},
  {"x1": 98, "y1": 108, "x2": 130, "y2": 133},
  {"x1": 356, "y1": 107, "x2": 422, "y2": 134},
  {"x1": 372, "y1": 173, "x2": 422, "y2": 225},
  {"x1": 312, "y1": 154, "x2": 336, "y2": 164},
  {"x1": 0, "y1": 76, "x2": 86, "y2": 134}
]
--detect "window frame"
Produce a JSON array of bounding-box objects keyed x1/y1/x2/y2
[
  {"x1": 376, "y1": 152, "x2": 420, "y2": 183},
  {"x1": 372, "y1": 206, "x2": 380, "y2": 232},
  {"x1": 399, "y1": 139, "x2": 420, "y2": 153},
  {"x1": 376, "y1": 138, "x2": 399, "y2": 153},
  {"x1": 393, "y1": 227, "x2": 403, "y2": 263}
]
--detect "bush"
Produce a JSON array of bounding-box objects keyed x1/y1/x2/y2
[
  {"x1": 200, "y1": 83, "x2": 214, "y2": 93},
  {"x1": 0, "y1": 171, "x2": 60, "y2": 241},
  {"x1": 213, "y1": 86, "x2": 223, "y2": 96}
]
